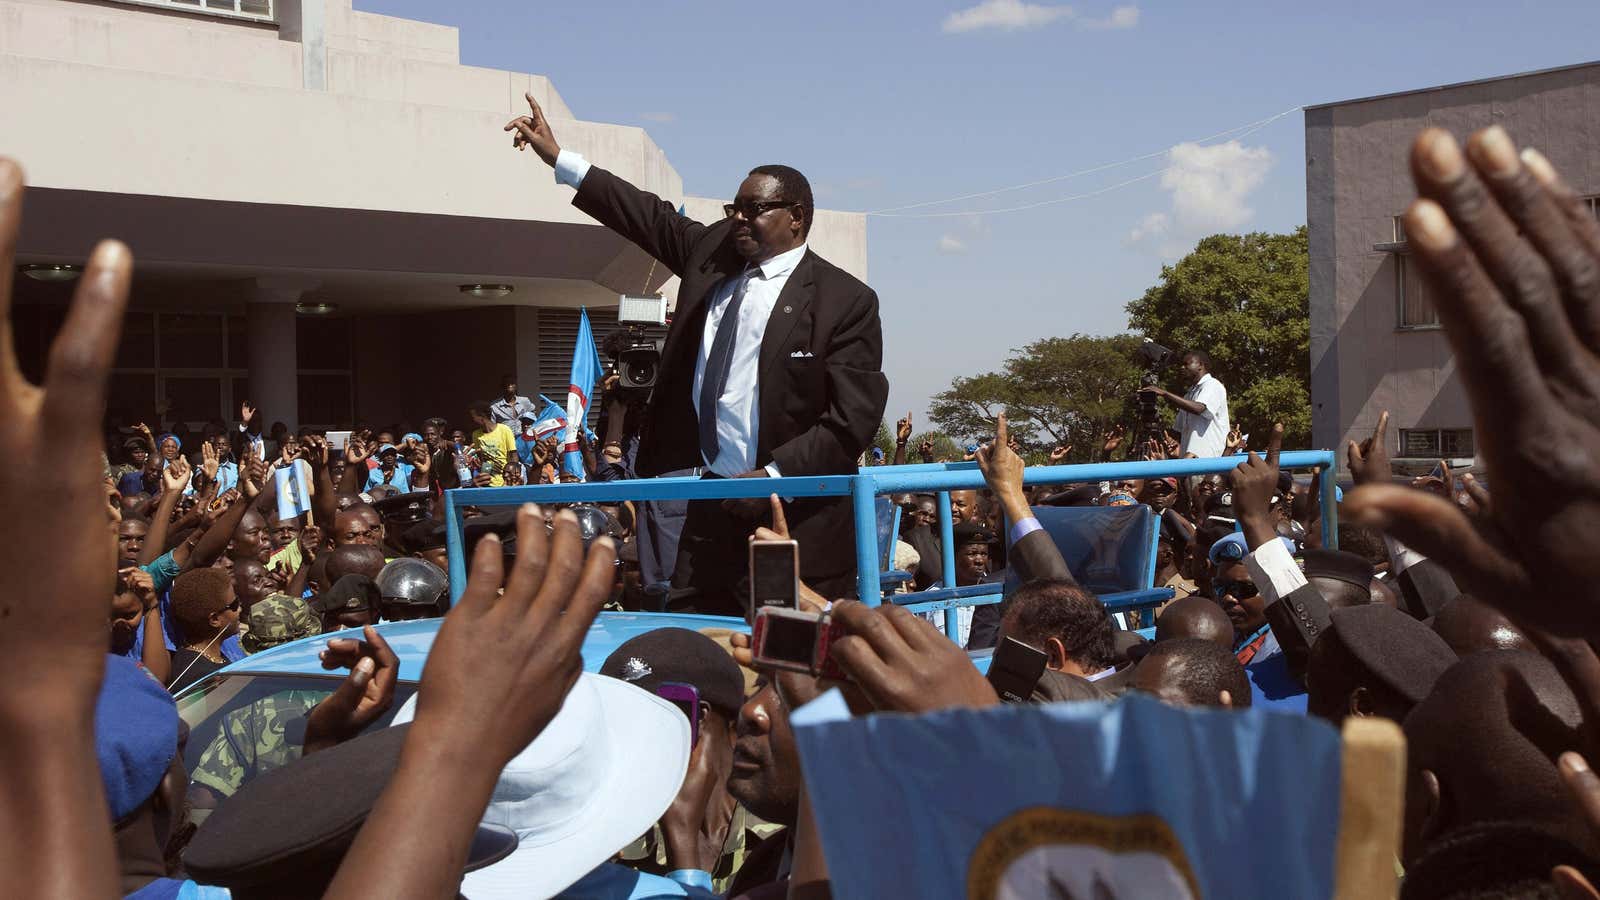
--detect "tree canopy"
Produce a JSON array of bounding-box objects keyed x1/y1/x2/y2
[{"x1": 1125, "y1": 226, "x2": 1310, "y2": 447}]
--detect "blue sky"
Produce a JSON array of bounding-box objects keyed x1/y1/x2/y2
[{"x1": 362, "y1": 0, "x2": 1600, "y2": 430}]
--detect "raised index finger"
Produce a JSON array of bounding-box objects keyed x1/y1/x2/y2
[
  {"x1": 1265, "y1": 423, "x2": 1283, "y2": 469},
  {"x1": 995, "y1": 412, "x2": 1009, "y2": 448},
  {"x1": 1372, "y1": 410, "x2": 1390, "y2": 447},
  {"x1": 523, "y1": 91, "x2": 544, "y2": 120}
]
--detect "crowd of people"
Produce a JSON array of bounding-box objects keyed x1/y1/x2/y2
[{"x1": 7, "y1": 106, "x2": 1600, "y2": 899}]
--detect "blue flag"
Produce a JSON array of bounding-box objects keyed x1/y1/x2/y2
[
  {"x1": 532, "y1": 394, "x2": 568, "y2": 441},
  {"x1": 791, "y1": 691, "x2": 1342, "y2": 900},
  {"x1": 563, "y1": 308, "x2": 604, "y2": 480}
]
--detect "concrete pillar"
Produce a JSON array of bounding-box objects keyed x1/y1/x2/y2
[
  {"x1": 514, "y1": 306, "x2": 541, "y2": 401},
  {"x1": 277, "y1": 0, "x2": 328, "y2": 91},
  {"x1": 247, "y1": 295, "x2": 300, "y2": 431}
]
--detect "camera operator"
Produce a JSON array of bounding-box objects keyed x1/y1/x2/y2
[
  {"x1": 1139, "y1": 349, "x2": 1231, "y2": 458},
  {"x1": 595, "y1": 370, "x2": 687, "y2": 610}
]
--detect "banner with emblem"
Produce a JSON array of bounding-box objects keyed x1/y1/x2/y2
[{"x1": 790, "y1": 691, "x2": 1342, "y2": 900}]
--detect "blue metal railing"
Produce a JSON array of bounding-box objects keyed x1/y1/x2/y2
[{"x1": 443, "y1": 450, "x2": 1340, "y2": 637}]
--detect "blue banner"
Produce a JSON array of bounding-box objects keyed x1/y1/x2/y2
[{"x1": 791, "y1": 692, "x2": 1342, "y2": 900}]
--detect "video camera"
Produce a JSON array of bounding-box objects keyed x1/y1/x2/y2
[
  {"x1": 1133, "y1": 338, "x2": 1175, "y2": 452},
  {"x1": 606, "y1": 296, "x2": 668, "y2": 398}
]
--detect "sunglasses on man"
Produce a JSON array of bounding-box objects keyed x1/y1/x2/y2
[
  {"x1": 723, "y1": 199, "x2": 794, "y2": 220},
  {"x1": 1211, "y1": 580, "x2": 1260, "y2": 601}
]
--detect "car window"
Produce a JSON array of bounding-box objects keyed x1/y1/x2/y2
[{"x1": 177, "y1": 673, "x2": 418, "y2": 821}]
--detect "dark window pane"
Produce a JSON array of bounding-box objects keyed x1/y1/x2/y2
[
  {"x1": 117, "y1": 311, "x2": 156, "y2": 369},
  {"x1": 298, "y1": 373, "x2": 351, "y2": 428},
  {"x1": 1440, "y1": 429, "x2": 1474, "y2": 457},
  {"x1": 107, "y1": 374, "x2": 157, "y2": 428},
  {"x1": 227, "y1": 315, "x2": 246, "y2": 370},
  {"x1": 231, "y1": 378, "x2": 251, "y2": 416},
  {"x1": 163, "y1": 377, "x2": 223, "y2": 428},
  {"x1": 159, "y1": 314, "x2": 224, "y2": 369},
  {"x1": 297, "y1": 317, "x2": 351, "y2": 370}
]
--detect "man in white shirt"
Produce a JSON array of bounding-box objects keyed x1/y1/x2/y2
[
  {"x1": 489, "y1": 374, "x2": 537, "y2": 426},
  {"x1": 1140, "y1": 349, "x2": 1230, "y2": 458}
]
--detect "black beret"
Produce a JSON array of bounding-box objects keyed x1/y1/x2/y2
[
  {"x1": 373, "y1": 491, "x2": 432, "y2": 525},
  {"x1": 310, "y1": 573, "x2": 379, "y2": 615},
  {"x1": 1301, "y1": 548, "x2": 1375, "y2": 591},
  {"x1": 401, "y1": 519, "x2": 447, "y2": 554},
  {"x1": 1328, "y1": 604, "x2": 1458, "y2": 704},
  {"x1": 952, "y1": 522, "x2": 995, "y2": 546},
  {"x1": 183, "y1": 723, "x2": 516, "y2": 891},
  {"x1": 599, "y1": 628, "x2": 747, "y2": 718}
]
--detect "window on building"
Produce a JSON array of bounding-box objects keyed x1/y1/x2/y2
[
  {"x1": 1584, "y1": 195, "x2": 1600, "y2": 223},
  {"x1": 1392, "y1": 215, "x2": 1407, "y2": 243},
  {"x1": 1396, "y1": 256, "x2": 1439, "y2": 328},
  {"x1": 107, "y1": 312, "x2": 248, "y2": 430},
  {"x1": 1399, "y1": 428, "x2": 1475, "y2": 458},
  {"x1": 537, "y1": 309, "x2": 668, "y2": 427}
]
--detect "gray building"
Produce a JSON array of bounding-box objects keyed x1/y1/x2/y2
[{"x1": 1306, "y1": 61, "x2": 1600, "y2": 473}]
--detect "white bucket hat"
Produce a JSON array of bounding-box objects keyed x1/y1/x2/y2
[{"x1": 391, "y1": 672, "x2": 689, "y2": 899}]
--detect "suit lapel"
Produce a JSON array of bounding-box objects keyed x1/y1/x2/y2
[{"x1": 759, "y1": 250, "x2": 816, "y2": 384}]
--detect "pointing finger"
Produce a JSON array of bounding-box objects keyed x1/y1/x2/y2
[{"x1": 1265, "y1": 423, "x2": 1283, "y2": 468}]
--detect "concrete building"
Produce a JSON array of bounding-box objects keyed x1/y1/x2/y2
[
  {"x1": 1306, "y1": 61, "x2": 1600, "y2": 473},
  {"x1": 1, "y1": 0, "x2": 867, "y2": 432}
]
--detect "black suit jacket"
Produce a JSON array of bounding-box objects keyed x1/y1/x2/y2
[{"x1": 572, "y1": 167, "x2": 889, "y2": 578}]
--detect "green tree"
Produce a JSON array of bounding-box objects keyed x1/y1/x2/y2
[
  {"x1": 1125, "y1": 227, "x2": 1310, "y2": 447},
  {"x1": 928, "y1": 334, "x2": 1143, "y2": 461}
]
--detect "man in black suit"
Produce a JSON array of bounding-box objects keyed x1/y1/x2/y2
[{"x1": 506, "y1": 94, "x2": 888, "y2": 617}]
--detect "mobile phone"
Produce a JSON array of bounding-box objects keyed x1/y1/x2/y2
[
  {"x1": 749, "y1": 539, "x2": 799, "y2": 618},
  {"x1": 751, "y1": 607, "x2": 849, "y2": 680},
  {"x1": 987, "y1": 637, "x2": 1048, "y2": 704},
  {"x1": 656, "y1": 682, "x2": 700, "y2": 747},
  {"x1": 327, "y1": 431, "x2": 351, "y2": 452}
]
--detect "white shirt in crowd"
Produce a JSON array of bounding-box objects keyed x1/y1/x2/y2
[
  {"x1": 555, "y1": 149, "x2": 788, "y2": 478},
  {"x1": 1177, "y1": 372, "x2": 1230, "y2": 458}
]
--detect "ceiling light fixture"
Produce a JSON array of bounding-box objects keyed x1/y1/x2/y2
[
  {"x1": 295, "y1": 301, "x2": 339, "y2": 315},
  {"x1": 459, "y1": 284, "x2": 514, "y2": 299},
  {"x1": 19, "y1": 263, "x2": 82, "y2": 283}
]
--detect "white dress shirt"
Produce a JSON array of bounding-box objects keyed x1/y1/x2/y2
[
  {"x1": 555, "y1": 149, "x2": 794, "y2": 477},
  {"x1": 1177, "y1": 372, "x2": 1230, "y2": 458}
]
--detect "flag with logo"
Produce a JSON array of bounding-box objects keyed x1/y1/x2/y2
[
  {"x1": 791, "y1": 691, "x2": 1344, "y2": 900},
  {"x1": 532, "y1": 395, "x2": 568, "y2": 441},
  {"x1": 562, "y1": 308, "x2": 603, "y2": 480}
]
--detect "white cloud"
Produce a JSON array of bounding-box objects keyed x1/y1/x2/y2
[
  {"x1": 639, "y1": 112, "x2": 675, "y2": 123},
  {"x1": 1082, "y1": 4, "x2": 1139, "y2": 29},
  {"x1": 942, "y1": 0, "x2": 1074, "y2": 33},
  {"x1": 938, "y1": 234, "x2": 968, "y2": 254},
  {"x1": 1129, "y1": 139, "x2": 1273, "y2": 256}
]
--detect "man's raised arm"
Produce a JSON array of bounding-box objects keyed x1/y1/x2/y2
[{"x1": 506, "y1": 93, "x2": 706, "y2": 276}]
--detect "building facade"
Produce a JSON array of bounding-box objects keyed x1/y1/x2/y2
[
  {"x1": 1, "y1": 0, "x2": 867, "y2": 431},
  {"x1": 1305, "y1": 61, "x2": 1600, "y2": 473}
]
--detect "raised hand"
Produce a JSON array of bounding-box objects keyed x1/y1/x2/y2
[
  {"x1": 1226, "y1": 424, "x2": 1244, "y2": 455},
  {"x1": 413, "y1": 506, "x2": 616, "y2": 766},
  {"x1": 1049, "y1": 444, "x2": 1071, "y2": 463},
  {"x1": 1228, "y1": 423, "x2": 1283, "y2": 549},
  {"x1": 119, "y1": 566, "x2": 157, "y2": 612},
  {"x1": 917, "y1": 437, "x2": 936, "y2": 461},
  {"x1": 896, "y1": 413, "x2": 913, "y2": 444},
  {"x1": 239, "y1": 401, "x2": 256, "y2": 425},
  {"x1": 0, "y1": 158, "x2": 132, "y2": 900},
  {"x1": 161, "y1": 455, "x2": 191, "y2": 495},
  {"x1": 345, "y1": 437, "x2": 373, "y2": 466},
  {"x1": 304, "y1": 627, "x2": 400, "y2": 755},
  {"x1": 975, "y1": 413, "x2": 1026, "y2": 502},
  {"x1": 302, "y1": 434, "x2": 329, "y2": 469},
  {"x1": 201, "y1": 440, "x2": 220, "y2": 480},
  {"x1": 1347, "y1": 410, "x2": 1392, "y2": 486},
  {"x1": 1342, "y1": 126, "x2": 1600, "y2": 636},
  {"x1": 504, "y1": 91, "x2": 562, "y2": 166},
  {"x1": 827, "y1": 601, "x2": 999, "y2": 713},
  {"x1": 1103, "y1": 423, "x2": 1126, "y2": 456},
  {"x1": 299, "y1": 524, "x2": 323, "y2": 559}
]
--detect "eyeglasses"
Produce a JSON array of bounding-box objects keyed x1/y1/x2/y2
[
  {"x1": 1211, "y1": 580, "x2": 1259, "y2": 601},
  {"x1": 225, "y1": 599, "x2": 242, "y2": 612},
  {"x1": 723, "y1": 200, "x2": 794, "y2": 220}
]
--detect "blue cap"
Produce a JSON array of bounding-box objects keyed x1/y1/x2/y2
[
  {"x1": 871, "y1": 447, "x2": 885, "y2": 460},
  {"x1": 95, "y1": 654, "x2": 180, "y2": 822},
  {"x1": 402, "y1": 432, "x2": 423, "y2": 444},
  {"x1": 1208, "y1": 532, "x2": 1297, "y2": 567}
]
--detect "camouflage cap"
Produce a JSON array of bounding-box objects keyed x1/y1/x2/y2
[{"x1": 242, "y1": 593, "x2": 323, "y2": 654}]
